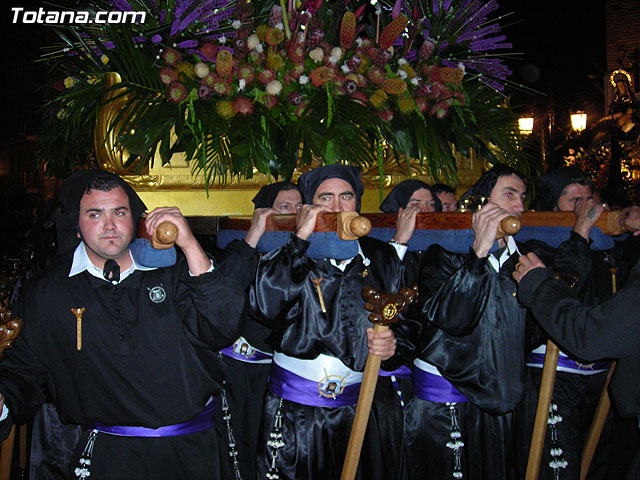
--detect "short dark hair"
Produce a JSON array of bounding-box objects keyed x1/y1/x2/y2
[
  {"x1": 85, "y1": 173, "x2": 121, "y2": 194},
  {"x1": 431, "y1": 183, "x2": 456, "y2": 195},
  {"x1": 559, "y1": 173, "x2": 593, "y2": 198}
]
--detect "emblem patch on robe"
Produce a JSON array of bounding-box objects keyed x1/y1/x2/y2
[
  {"x1": 148, "y1": 285, "x2": 166, "y2": 303},
  {"x1": 318, "y1": 373, "x2": 347, "y2": 399},
  {"x1": 233, "y1": 339, "x2": 256, "y2": 359}
]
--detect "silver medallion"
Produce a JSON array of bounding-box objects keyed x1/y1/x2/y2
[{"x1": 148, "y1": 285, "x2": 166, "y2": 303}]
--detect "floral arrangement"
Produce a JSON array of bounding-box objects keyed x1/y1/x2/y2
[{"x1": 40, "y1": 0, "x2": 526, "y2": 185}]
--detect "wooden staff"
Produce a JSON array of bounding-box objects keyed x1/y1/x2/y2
[
  {"x1": 137, "y1": 220, "x2": 179, "y2": 249},
  {"x1": 525, "y1": 340, "x2": 560, "y2": 480},
  {"x1": 214, "y1": 210, "x2": 626, "y2": 236},
  {"x1": 340, "y1": 285, "x2": 417, "y2": 480},
  {"x1": 580, "y1": 268, "x2": 618, "y2": 480}
]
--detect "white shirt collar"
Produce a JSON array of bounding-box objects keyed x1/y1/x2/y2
[
  {"x1": 329, "y1": 243, "x2": 370, "y2": 272},
  {"x1": 487, "y1": 235, "x2": 520, "y2": 272},
  {"x1": 69, "y1": 242, "x2": 155, "y2": 283}
]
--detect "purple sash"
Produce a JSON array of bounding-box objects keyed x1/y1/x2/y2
[
  {"x1": 412, "y1": 367, "x2": 468, "y2": 403},
  {"x1": 526, "y1": 353, "x2": 610, "y2": 373},
  {"x1": 94, "y1": 401, "x2": 215, "y2": 437},
  {"x1": 379, "y1": 364, "x2": 412, "y2": 379},
  {"x1": 268, "y1": 363, "x2": 361, "y2": 407},
  {"x1": 220, "y1": 344, "x2": 273, "y2": 363}
]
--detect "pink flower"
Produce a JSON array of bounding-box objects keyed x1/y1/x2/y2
[
  {"x1": 198, "y1": 85, "x2": 213, "y2": 99},
  {"x1": 233, "y1": 96, "x2": 254, "y2": 116},
  {"x1": 213, "y1": 78, "x2": 229, "y2": 95},
  {"x1": 159, "y1": 67, "x2": 177, "y2": 85},
  {"x1": 431, "y1": 101, "x2": 449, "y2": 119},
  {"x1": 237, "y1": 65, "x2": 255, "y2": 84},
  {"x1": 258, "y1": 69, "x2": 275, "y2": 85},
  {"x1": 200, "y1": 43, "x2": 218, "y2": 61},
  {"x1": 376, "y1": 109, "x2": 394, "y2": 122},
  {"x1": 367, "y1": 68, "x2": 384, "y2": 85},
  {"x1": 419, "y1": 40, "x2": 435, "y2": 60},
  {"x1": 162, "y1": 48, "x2": 181, "y2": 67},
  {"x1": 168, "y1": 82, "x2": 187, "y2": 103},
  {"x1": 262, "y1": 95, "x2": 278, "y2": 110}
]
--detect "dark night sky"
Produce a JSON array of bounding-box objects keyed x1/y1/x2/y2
[{"x1": 3, "y1": 0, "x2": 607, "y2": 141}]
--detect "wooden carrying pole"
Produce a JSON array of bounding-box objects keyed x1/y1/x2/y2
[
  {"x1": 525, "y1": 340, "x2": 560, "y2": 480},
  {"x1": 340, "y1": 286, "x2": 417, "y2": 480},
  {"x1": 215, "y1": 210, "x2": 626, "y2": 236},
  {"x1": 340, "y1": 322, "x2": 388, "y2": 480}
]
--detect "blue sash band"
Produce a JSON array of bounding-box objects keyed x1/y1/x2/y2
[
  {"x1": 379, "y1": 364, "x2": 412, "y2": 379},
  {"x1": 94, "y1": 400, "x2": 215, "y2": 437},
  {"x1": 412, "y1": 367, "x2": 469, "y2": 403},
  {"x1": 268, "y1": 363, "x2": 361, "y2": 407},
  {"x1": 526, "y1": 353, "x2": 610, "y2": 374}
]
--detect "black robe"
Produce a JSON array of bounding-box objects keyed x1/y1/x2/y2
[
  {"x1": 249, "y1": 235, "x2": 404, "y2": 480},
  {"x1": 404, "y1": 241, "x2": 534, "y2": 480},
  {"x1": 215, "y1": 239, "x2": 274, "y2": 480},
  {"x1": 517, "y1": 232, "x2": 640, "y2": 480},
  {"x1": 0, "y1": 251, "x2": 246, "y2": 479},
  {"x1": 518, "y1": 256, "x2": 640, "y2": 480}
]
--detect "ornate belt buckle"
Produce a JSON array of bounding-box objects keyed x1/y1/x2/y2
[
  {"x1": 318, "y1": 373, "x2": 347, "y2": 399},
  {"x1": 233, "y1": 339, "x2": 256, "y2": 359}
]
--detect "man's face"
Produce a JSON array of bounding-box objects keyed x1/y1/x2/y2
[
  {"x1": 489, "y1": 174, "x2": 527, "y2": 217},
  {"x1": 555, "y1": 183, "x2": 593, "y2": 212},
  {"x1": 273, "y1": 189, "x2": 302, "y2": 214},
  {"x1": 77, "y1": 186, "x2": 134, "y2": 267},
  {"x1": 406, "y1": 188, "x2": 436, "y2": 212},
  {"x1": 313, "y1": 178, "x2": 357, "y2": 212},
  {"x1": 437, "y1": 191, "x2": 457, "y2": 212}
]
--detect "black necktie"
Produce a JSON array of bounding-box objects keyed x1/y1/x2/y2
[{"x1": 103, "y1": 259, "x2": 121, "y2": 283}]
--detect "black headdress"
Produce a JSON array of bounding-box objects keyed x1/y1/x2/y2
[
  {"x1": 379, "y1": 179, "x2": 442, "y2": 212},
  {"x1": 535, "y1": 166, "x2": 591, "y2": 211},
  {"x1": 459, "y1": 163, "x2": 525, "y2": 204},
  {"x1": 298, "y1": 165, "x2": 364, "y2": 212},
  {"x1": 251, "y1": 181, "x2": 299, "y2": 209}
]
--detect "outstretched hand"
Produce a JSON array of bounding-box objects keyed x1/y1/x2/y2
[{"x1": 512, "y1": 252, "x2": 546, "y2": 284}]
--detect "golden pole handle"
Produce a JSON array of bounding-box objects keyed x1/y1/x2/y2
[{"x1": 152, "y1": 221, "x2": 178, "y2": 250}]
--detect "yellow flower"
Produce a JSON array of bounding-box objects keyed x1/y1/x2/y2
[
  {"x1": 266, "y1": 54, "x2": 284, "y2": 71},
  {"x1": 101, "y1": 55, "x2": 109, "y2": 65},
  {"x1": 255, "y1": 25, "x2": 268, "y2": 42},
  {"x1": 63, "y1": 76, "x2": 77, "y2": 88},
  {"x1": 216, "y1": 101, "x2": 235, "y2": 119},
  {"x1": 400, "y1": 64, "x2": 417, "y2": 79},
  {"x1": 398, "y1": 96, "x2": 415, "y2": 114},
  {"x1": 175, "y1": 61, "x2": 194, "y2": 80},
  {"x1": 370, "y1": 89, "x2": 387, "y2": 108}
]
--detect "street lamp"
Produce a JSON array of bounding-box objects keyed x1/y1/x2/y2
[
  {"x1": 518, "y1": 116, "x2": 534, "y2": 135},
  {"x1": 570, "y1": 111, "x2": 588, "y2": 132}
]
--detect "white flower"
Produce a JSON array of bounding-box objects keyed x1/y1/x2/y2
[
  {"x1": 398, "y1": 69, "x2": 407, "y2": 79},
  {"x1": 330, "y1": 47, "x2": 343, "y2": 61},
  {"x1": 238, "y1": 78, "x2": 246, "y2": 91},
  {"x1": 341, "y1": 64, "x2": 351, "y2": 73},
  {"x1": 410, "y1": 77, "x2": 421, "y2": 86},
  {"x1": 398, "y1": 58, "x2": 407, "y2": 66},
  {"x1": 231, "y1": 20, "x2": 242, "y2": 30},
  {"x1": 194, "y1": 62, "x2": 210, "y2": 78},
  {"x1": 355, "y1": 38, "x2": 363, "y2": 47},
  {"x1": 218, "y1": 35, "x2": 227, "y2": 44},
  {"x1": 309, "y1": 47, "x2": 324, "y2": 63},
  {"x1": 328, "y1": 56, "x2": 338, "y2": 64},
  {"x1": 275, "y1": 22, "x2": 284, "y2": 30},
  {"x1": 255, "y1": 43, "x2": 264, "y2": 53},
  {"x1": 299, "y1": 75, "x2": 309, "y2": 85},
  {"x1": 458, "y1": 62, "x2": 466, "y2": 75},
  {"x1": 247, "y1": 34, "x2": 260, "y2": 50},
  {"x1": 265, "y1": 80, "x2": 283, "y2": 95}
]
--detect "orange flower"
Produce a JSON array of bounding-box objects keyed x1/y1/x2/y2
[
  {"x1": 398, "y1": 97, "x2": 415, "y2": 114},
  {"x1": 378, "y1": 15, "x2": 408, "y2": 50},
  {"x1": 216, "y1": 50, "x2": 233, "y2": 77},
  {"x1": 383, "y1": 78, "x2": 407, "y2": 95},
  {"x1": 310, "y1": 66, "x2": 334, "y2": 87},
  {"x1": 340, "y1": 12, "x2": 356, "y2": 49}
]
